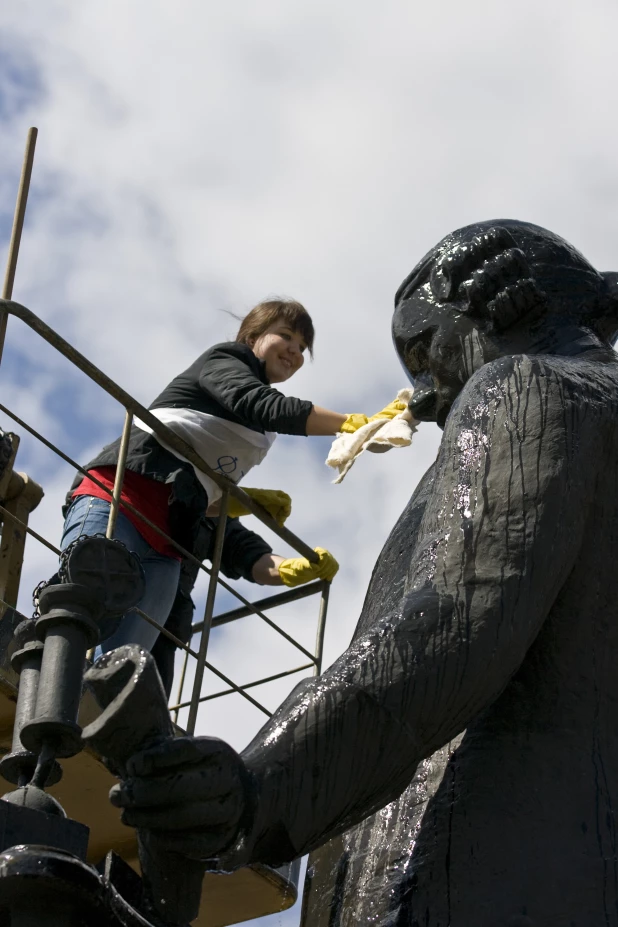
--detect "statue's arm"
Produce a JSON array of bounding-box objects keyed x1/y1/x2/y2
[{"x1": 238, "y1": 356, "x2": 591, "y2": 864}]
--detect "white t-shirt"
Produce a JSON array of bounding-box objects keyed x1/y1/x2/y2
[{"x1": 134, "y1": 407, "x2": 277, "y2": 504}]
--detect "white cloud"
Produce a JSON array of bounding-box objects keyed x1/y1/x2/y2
[{"x1": 1, "y1": 1, "x2": 618, "y2": 923}]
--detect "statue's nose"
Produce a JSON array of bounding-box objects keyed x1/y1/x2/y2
[
  {"x1": 409, "y1": 384, "x2": 438, "y2": 421},
  {"x1": 409, "y1": 373, "x2": 438, "y2": 421}
]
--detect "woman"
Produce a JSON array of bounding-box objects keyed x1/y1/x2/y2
[{"x1": 61, "y1": 298, "x2": 402, "y2": 654}]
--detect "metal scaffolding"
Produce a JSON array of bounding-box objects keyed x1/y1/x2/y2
[{"x1": 0, "y1": 296, "x2": 330, "y2": 734}]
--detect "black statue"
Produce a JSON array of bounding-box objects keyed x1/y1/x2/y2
[{"x1": 112, "y1": 221, "x2": 618, "y2": 926}]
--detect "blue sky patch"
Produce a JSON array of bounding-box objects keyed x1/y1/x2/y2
[{"x1": 0, "y1": 37, "x2": 43, "y2": 124}]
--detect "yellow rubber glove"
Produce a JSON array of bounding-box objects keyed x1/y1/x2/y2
[
  {"x1": 368, "y1": 397, "x2": 408, "y2": 422},
  {"x1": 227, "y1": 488, "x2": 292, "y2": 526},
  {"x1": 278, "y1": 547, "x2": 339, "y2": 587},
  {"x1": 341, "y1": 399, "x2": 408, "y2": 434},
  {"x1": 341, "y1": 413, "x2": 369, "y2": 434}
]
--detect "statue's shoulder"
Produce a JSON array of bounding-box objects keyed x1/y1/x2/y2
[
  {"x1": 451, "y1": 354, "x2": 546, "y2": 421},
  {"x1": 454, "y1": 352, "x2": 618, "y2": 433},
  {"x1": 466, "y1": 352, "x2": 549, "y2": 396}
]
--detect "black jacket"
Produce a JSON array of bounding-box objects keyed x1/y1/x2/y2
[
  {"x1": 68, "y1": 342, "x2": 313, "y2": 554},
  {"x1": 151, "y1": 341, "x2": 313, "y2": 434}
]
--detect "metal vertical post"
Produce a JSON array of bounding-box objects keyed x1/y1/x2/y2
[
  {"x1": 313, "y1": 580, "x2": 330, "y2": 676},
  {"x1": 106, "y1": 410, "x2": 133, "y2": 539},
  {"x1": 0, "y1": 128, "x2": 38, "y2": 365},
  {"x1": 85, "y1": 408, "x2": 131, "y2": 662},
  {"x1": 173, "y1": 647, "x2": 191, "y2": 725},
  {"x1": 186, "y1": 490, "x2": 228, "y2": 734}
]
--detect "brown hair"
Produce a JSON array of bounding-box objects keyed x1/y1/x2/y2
[{"x1": 236, "y1": 298, "x2": 315, "y2": 357}]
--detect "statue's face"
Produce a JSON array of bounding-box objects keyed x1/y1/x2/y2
[
  {"x1": 393, "y1": 282, "x2": 496, "y2": 427},
  {"x1": 393, "y1": 220, "x2": 612, "y2": 427}
]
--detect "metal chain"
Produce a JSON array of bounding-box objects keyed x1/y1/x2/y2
[{"x1": 31, "y1": 578, "x2": 49, "y2": 620}]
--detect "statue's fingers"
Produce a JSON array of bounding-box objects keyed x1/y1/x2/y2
[
  {"x1": 111, "y1": 765, "x2": 241, "y2": 808},
  {"x1": 126, "y1": 736, "x2": 233, "y2": 777},
  {"x1": 119, "y1": 795, "x2": 241, "y2": 831}
]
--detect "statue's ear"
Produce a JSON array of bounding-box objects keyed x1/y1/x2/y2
[{"x1": 600, "y1": 272, "x2": 618, "y2": 343}]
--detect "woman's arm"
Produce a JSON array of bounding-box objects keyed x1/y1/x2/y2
[
  {"x1": 199, "y1": 346, "x2": 355, "y2": 436},
  {"x1": 198, "y1": 345, "x2": 313, "y2": 435},
  {"x1": 306, "y1": 398, "x2": 407, "y2": 435},
  {"x1": 305, "y1": 406, "x2": 348, "y2": 436},
  {"x1": 251, "y1": 553, "x2": 285, "y2": 585}
]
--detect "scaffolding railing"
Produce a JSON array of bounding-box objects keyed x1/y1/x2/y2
[{"x1": 0, "y1": 296, "x2": 330, "y2": 734}]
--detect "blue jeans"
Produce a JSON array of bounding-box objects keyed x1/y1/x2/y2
[{"x1": 61, "y1": 495, "x2": 181, "y2": 655}]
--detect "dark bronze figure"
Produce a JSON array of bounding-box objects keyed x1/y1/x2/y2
[{"x1": 113, "y1": 220, "x2": 618, "y2": 925}]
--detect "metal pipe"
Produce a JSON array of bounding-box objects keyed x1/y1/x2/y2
[
  {"x1": 313, "y1": 580, "x2": 330, "y2": 676},
  {"x1": 0, "y1": 620, "x2": 60, "y2": 789},
  {"x1": 10, "y1": 650, "x2": 41, "y2": 746},
  {"x1": 173, "y1": 645, "x2": 191, "y2": 725},
  {"x1": 186, "y1": 491, "x2": 228, "y2": 734},
  {"x1": 105, "y1": 410, "x2": 132, "y2": 539},
  {"x1": 169, "y1": 662, "x2": 314, "y2": 712},
  {"x1": 0, "y1": 128, "x2": 38, "y2": 365},
  {"x1": 10, "y1": 652, "x2": 42, "y2": 759},
  {"x1": 20, "y1": 581, "x2": 102, "y2": 761},
  {"x1": 22, "y1": 622, "x2": 90, "y2": 757},
  {"x1": 196, "y1": 581, "x2": 323, "y2": 629}
]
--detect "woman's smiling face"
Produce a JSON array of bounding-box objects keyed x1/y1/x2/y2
[{"x1": 250, "y1": 322, "x2": 307, "y2": 383}]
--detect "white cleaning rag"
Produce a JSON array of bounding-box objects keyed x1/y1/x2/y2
[{"x1": 326, "y1": 388, "x2": 417, "y2": 483}]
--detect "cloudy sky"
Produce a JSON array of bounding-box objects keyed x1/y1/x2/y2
[{"x1": 1, "y1": 2, "x2": 617, "y2": 924}]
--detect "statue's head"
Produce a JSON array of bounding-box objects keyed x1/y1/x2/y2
[{"x1": 393, "y1": 219, "x2": 618, "y2": 426}]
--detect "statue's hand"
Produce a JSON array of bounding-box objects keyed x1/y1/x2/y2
[{"x1": 109, "y1": 735, "x2": 253, "y2": 860}]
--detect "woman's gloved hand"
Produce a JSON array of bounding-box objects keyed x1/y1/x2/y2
[
  {"x1": 340, "y1": 413, "x2": 369, "y2": 434},
  {"x1": 368, "y1": 397, "x2": 408, "y2": 422},
  {"x1": 340, "y1": 398, "x2": 408, "y2": 434},
  {"x1": 227, "y1": 488, "x2": 292, "y2": 526},
  {"x1": 278, "y1": 547, "x2": 339, "y2": 586}
]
